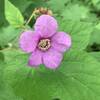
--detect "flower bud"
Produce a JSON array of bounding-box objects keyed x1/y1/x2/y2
[{"x1": 33, "y1": 7, "x2": 53, "y2": 19}]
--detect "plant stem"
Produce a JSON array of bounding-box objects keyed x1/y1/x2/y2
[{"x1": 25, "y1": 11, "x2": 35, "y2": 26}]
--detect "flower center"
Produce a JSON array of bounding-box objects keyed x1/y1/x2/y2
[{"x1": 38, "y1": 39, "x2": 51, "y2": 51}]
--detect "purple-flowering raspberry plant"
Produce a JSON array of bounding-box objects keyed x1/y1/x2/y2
[{"x1": 19, "y1": 15, "x2": 71, "y2": 69}]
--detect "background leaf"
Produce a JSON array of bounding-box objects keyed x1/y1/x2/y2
[
  {"x1": 9, "y1": 0, "x2": 33, "y2": 13},
  {"x1": 5, "y1": 0, "x2": 24, "y2": 28},
  {"x1": 0, "y1": 0, "x2": 100, "y2": 100},
  {"x1": 0, "y1": 57, "x2": 23, "y2": 100},
  {"x1": 0, "y1": 0, "x2": 7, "y2": 27},
  {"x1": 47, "y1": 0, "x2": 70, "y2": 13},
  {"x1": 61, "y1": 4, "x2": 89, "y2": 21},
  {"x1": 59, "y1": 20, "x2": 93, "y2": 51},
  {"x1": 2, "y1": 49, "x2": 100, "y2": 100},
  {"x1": 0, "y1": 26, "x2": 21, "y2": 47},
  {"x1": 89, "y1": 52, "x2": 100, "y2": 62}
]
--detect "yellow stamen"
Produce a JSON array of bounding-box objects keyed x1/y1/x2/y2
[{"x1": 38, "y1": 39, "x2": 51, "y2": 51}]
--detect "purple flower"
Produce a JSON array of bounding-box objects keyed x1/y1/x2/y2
[{"x1": 19, "y1": 15, "x2": 71, "y2": 69}]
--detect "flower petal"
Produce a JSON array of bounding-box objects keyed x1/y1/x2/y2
[
  {"x1": 28, "y1": 50, "x2": 42, "y2": 67},
  {"x1": 43, "y1": 48, "x2": 63, "y2": 69},
  {"x1": 52, "y1": 32, "x2": 71, "y2": 51},
  {"x1": 34, "y1": 15, "x2": 58, "y2": 37},
  {"x1": 19, "y1": 31, "x2": 40, "y2": 53},
  {"x1": 52, "y1": 42, "x2": 67, "y2": 53}
]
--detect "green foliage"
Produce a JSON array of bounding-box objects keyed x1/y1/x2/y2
[
  {"x1": 5, "y1": 0, "x2": 24, "y2": 28},
  {"x1": 0, "y1": 52, "x2": 4, "y2": 62},
  {"x1": 0, "y1": 0, "x2": 100, "y2": 100},
  {"x1": 92, "y1": 0, "x2": 100, "y2": 10},
  {"x1": 59, "y1": 20, "x2": 93, "y2": 51},
  {"x1": 47, "y1": 0, "x2": 70, "y2": 12},
  {"x1": 0, "y1": 0, "x2": 6, "y2": 26},
  {"x1": 90, "y1": 52, "x2": 100, "y2": 62},
  {"x1": 88, "y1": 23, "x2": 100, "y2": 50},
  {"x1": 2, "y1": 49, "x2": 100, "y2": 100},
  {"x1": 89, "y1": 29, "x2": 100, "y2": 45},
  {"x1": 9, "y1": 0, "x2": 33, "y2": 13},
  {"x1": 61, "y1": 4, "x2": 89, "y2": 21},
  {"x1": 0, "y1": 58, "x2": 22, "y2": 100},
  {"x1": 0, "y1": 85, "x2": 23, "y2": 100},
  {"x1": 0, "y1": 26, "x2": 21, "y2": 47}
]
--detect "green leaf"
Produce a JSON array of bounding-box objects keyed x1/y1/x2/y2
[
  {"x1": 0, "y1": 26, "x2": 21, "y2": 47},
  {"x1": 0, "y1": 60, "x2": 5, "y2": 89},
  {"x1": 0, "y1": 53, "x2": 23, "y2": 100},
  {"x1": 0, "y1": 52, "x2": 4, "y2": 62},
  {"x1": 3, "y1": 49, "x2": 33, "y2": 85},
  {"x1": 2, "y1": 49, "x2": 100, "y2": 100},
  {"x1": 89, "y1": 23, "x2": 100, "y2": 45},
  {"x1": 89, "y1": 52, "x2": 100, "y2": 62},
  {"x1": 47, "y1": 0, "x2": 70, "y2": 12},
  {"x1": 61, "y1": 4, "x2": 89, "y2": 21},
  {"x1": 95, "y1": 22, "x2": 100, "y2": 30},
  {"x1": 89, "y1": 29, "x2": 100, "y2": 45},
  {"x1": 59, "y1": 20, "x2": 93, "y2": 51},
  {"x1": 92, "y1": 0, "x2": 99, "y2": 4},
  {"x1": 0, "y1": 0, "x2": 7, "y2": 26},
  {"x1": 5, "y1": 0, "x2": 24, "y2": 28},
  {"x1": 9, "y1": 0, "x2": 32, "y2": 13},
  {"x1": 0, "y1": 85, "x2": 23, "y2": 100},
  {"x1": 92, "y1": 0, "x2": 100, "y2": 10}
]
